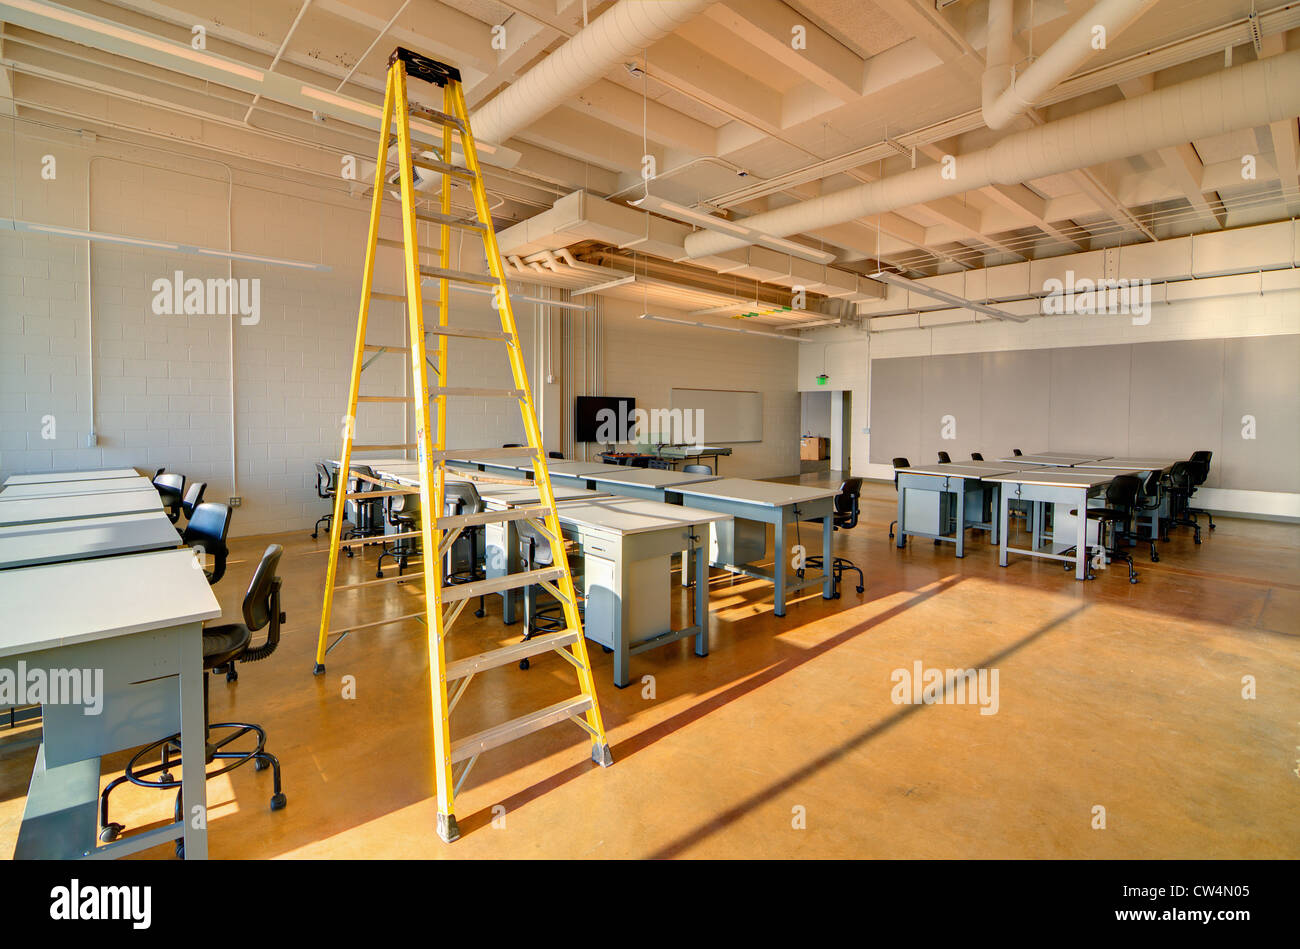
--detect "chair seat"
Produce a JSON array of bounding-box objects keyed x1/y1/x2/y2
[
  {"x1": 203, "y1": 623, "x2": 252, "y2": 668},
  {"x1": 1070, "y1": 507, "x2": 1128, "y2": 521}
]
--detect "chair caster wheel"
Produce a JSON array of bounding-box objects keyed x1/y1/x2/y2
[
  {"x1": 270, "y1": 792, "x2": 287, "y2": 811},
  {"x1": 519, "y1": 658, "x2": 530, "y2": 670},
  {"x1": 226, "y1": 668, "x2": 237, "y2": 683},
  {"x1": 255, "y1": 757, "x2": 269, "y2": 772},
  {"x1": 376, "y1": 570, "x2": 384, "y2": 579},
  {"x1": 833, "y1": 590, "x2": 841, "y2": 599},
  {"x1": 175, "y1": 841, "x2": 184, "y2": 859},
  {"x1": 99, "y1": 823, "x2": 123, "y2": 843},
  {"x1": 1151, "y1": 554, "x2": 1159, "y2": 563},
  {"x1": 856, "y1": 585, "x2": 864, "y2": 594},
  {"x1": 1129, "y1": 577, "x2": 1139, "y2": 584},
  {"x1": 311, "y1": 531, "x2": 318, "y2": 540},
  {"x1": 1194, "y1": 536, "x2": 1201, "y2": 545},
  {"x1": 602, "y1": 645, "x2": 613, "y2": 653},
  {"x1": 313, "y1": 663, "x2": 325, "y2": 676},
  {"x1": 474, "y1": 609, "x2": 485, "y2": 618},
  {"x1": 159, "y1": 771, "x2": 174, "y2": 784}
]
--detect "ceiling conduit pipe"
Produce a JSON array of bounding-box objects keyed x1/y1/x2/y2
[
  {"x1": 682, "y1": 49, "x2": 1300, "y2": 259},
  {"x1": 469, "y1": 0, "x2": 716, "y2": 146},
  {"x1": 983, "y1": 0, "x2": 1160, "y2": 130}
]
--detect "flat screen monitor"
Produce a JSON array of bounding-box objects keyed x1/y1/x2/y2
[{"x1": 574, "y1": 396, "x2": 635, "y2": 443}]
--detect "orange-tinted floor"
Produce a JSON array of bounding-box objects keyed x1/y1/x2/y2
[{"x1": 2, "y1": 477, "x2": 1297, "y2": 859}]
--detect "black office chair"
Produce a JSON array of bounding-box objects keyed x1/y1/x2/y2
[
  {"x1": 516, "y1": 519, "x2": 582, "y2": 670},
  {"x1": 312, "y1": 462, "x2": 338, "y2": 539},
  {"x1": 1133, "y1": 468, "x2": 1165, "y2": 562},
  {"x1": 1063, "y1": 475, "x2": 1142, "y2": 583},
  {"x1": 1012, "y1": 449, "x2": 1023, "y2": 456},
  {"x1": 98, "y1": 544, "x2": 287, "y2": 857},
  {"x1": 970, "y1": 452, "x2": 984, "y2": 461},
  {"x1": 937, "y1": 451, "x2": 951, "y2": 463},
  {"x1": 888, "y1": 457, "x2": 909, "y2": 540},
  {"x1": 342, "y1": 465, "x2": 385, "y2": 557},
  {"x1": 1185, "y1": 451, "x2": 1216, "y2": 534},
  {"x1": 502, "y1": 443, "x2": 523, "y2": 448},
  {"x1": 181, "y1": 501, "x2": 232, "y2": 585},
  {"x1": 376, "y1": 491, "x2": 421, "y2": 580},
  {"x1": 648, "y1": 458, "x2": 672, "y2": 470},
  {"x1": 154, "y1": 472, "x2": 186, "y2": 523},
  {"x1": 630, "y1": 456, "x2": 651, "y2": 468},
  {"x1": 154, "y1": 467, "x2": 166, "y2": 480},
  {"x1": 800, "y1": 478, "x2": 864, "y2": 597},
  {"x1": 682, "y1": 464, "x2": 713, "y2": 475},
  {"x1": 1164, "y1": 461, "x2": 1203, "y2": 544},
  {"x1": 438, "y1": 482, "x2": 486, "y2": 619},
  {"x1": 174, "y1": 481, "x2": 206, "y2": 536}
]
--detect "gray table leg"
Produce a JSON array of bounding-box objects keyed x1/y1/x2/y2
[
  {"x1": 1031, "y1": 502, "x2": 1042, "y2": 549},
  {"x1": 998, "y1": 487, "x2": 1011, "y2": 567},
  {"x1": 822, "y1": 512, "x2": 834, "y2": 599},
  {"x1": 954, "y1": 486, "x2": 966, "y2": 558},
  {"x1": 773, "y1": 511, "x2": 787, "y2": 618},
  {"x1": 895, "y1": 487, "x2": 906, "y2": 548},
  {"x1": 179, "y1": 629, "x2": 208, "y2": 860},
  {"x1": 1074, "y1": 490, "x2": 1090, "y2": 580},
  {"x1": 990, "y1": 485, "x2": 1000, "y2": 545},
  {"x1": 613, "y1": 554, "x2": 631, "y2": 688},
  {"x1": 693, "y1": 542, "x2": 708, "y2": 657}
]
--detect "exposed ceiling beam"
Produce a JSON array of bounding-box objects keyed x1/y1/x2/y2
[
  {"x1": 645, "y1": 33, "x2": 784, "y2": 135},
  {"x1": 572, "y1": 78, "x2": 717, "y2": 156},
  {"x1": 1262, "y1": 33, "x2": 1300, "y2": 210}
]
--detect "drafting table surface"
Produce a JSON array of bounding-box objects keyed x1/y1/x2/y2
[
  {"x1": 587, "y1": 468, "x2": 720, "y2": 489},
  {"x1": 0, "y1": 476, "x2": 152, "y2": 500},
  {"x1": 1080, "y1": 457, "x2": 1179, "y2": 470},
  {"x1": 0, "y1": 548, "x2": 220, "y2": 657},
  {"x1": 0, "y1": 511, "x2": 179, "y2": 569},
  {"x1": 673, "y1": 478, "x2": 838, "y2": 506},
  {"x1": 898, "y1": 463, "x2": 1020, "y2": 480},
  {"x1": 3, "y1": 469, "x2": 139, "y2": 486},
  {"x1": 982, "y1": 469, "x2": 1118, "y2": 488},
  {"x1": 0, "y1": 488, "x2": 163, "y2": 527},
  {"x1": 555, "y1": 497, "x2": 727, "y2": 535}
]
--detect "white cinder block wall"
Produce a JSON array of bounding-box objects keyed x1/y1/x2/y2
[{"x1": 2, "y1": 127, "x2": 802, "y2": 533}]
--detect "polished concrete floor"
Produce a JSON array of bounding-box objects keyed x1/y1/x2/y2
[{"x1": 2, "y1": 476, "x2": 1297, "y2": 859}]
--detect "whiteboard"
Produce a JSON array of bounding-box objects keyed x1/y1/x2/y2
[{"x1": 670, "y1": 388, "x2": 763, "y2": 443}]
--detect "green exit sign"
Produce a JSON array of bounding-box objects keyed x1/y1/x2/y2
[{"x1": 816, "y1": 374, "x2": 829, "y2": 386}]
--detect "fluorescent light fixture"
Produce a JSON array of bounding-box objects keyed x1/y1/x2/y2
[
  {"x1": 632, "y1": 193, "x2": 837, "y2": 265},
  {"x1": 4, "y1": 218, "x2": 331, "y2": 271},
  {"x1": 871, "y1": 270, "x2": 1028, "y2": 323},
  {"x1": 571, "y1": 275, "x2": 637, "y2": 297},
  {"x1": 638, "y1": 312, "x2": 799, "y2": 341},
  {"x1": 420, "y1": 278, "x2": 593, "y2": 311}
]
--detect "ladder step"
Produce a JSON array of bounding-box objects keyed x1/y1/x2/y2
[
  {"x1": 430, "y1": 386, "x2": 524, "y2": 399},
  {"x1": 432, "y1": 446, "x2": 535, "y2": 462},
  {"x1": 418, "y1": 265, "x2": 496, "y2": 286},
  {"x1": 414, "y1": 209, "x2": 483, "y2": 232},
  {"x1": 407, "y1": 104, "x2": 464, "y2": 130},
  {"x1": 445, "y1": 629, "x2": 581, "y2": 681},
  {"x1": 450, "y1": 695, "x2": 593, "y2": 764},
  {"x1": 357, "y1": 395, "x2": 414, "y2": 403},
  {"x1": 410, "y1": 157, "x2": 475, "y2": 180},
  {"x1": 342, "y1": 487, "x2": 421, "y2": 499},
  {"x1": 426, "y1": 324, "x2": 512, "y2": 342},
  {"x1": 352, "y1": 443, "x2": 418, "y2": 451},
  {"x1": 327, "y1": 609, "x2": 426, "y2": 636},
  {"x1": 435, "y1": 504, "x2": 551, "y2": 531},
  {"x1": 438, "y1": 567, "x2": 564, "y2": 603},
  {"x1": 362, "y1": 343, "x2": 410, "y2": 354},
  {"x1": 339, "y1": 529, "x2": 422, "y2": 547},
  {"x1": 334, "y1": 571, "x2": 425, "y2": 592}
]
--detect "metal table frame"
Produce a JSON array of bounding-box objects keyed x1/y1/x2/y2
[{"x1": 894, "y1": 463, "x2": 1018, "y2": 557}]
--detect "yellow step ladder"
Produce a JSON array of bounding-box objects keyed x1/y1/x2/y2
[{"x1": 313, "y1": 47, "x2": 611, "y2": 843}]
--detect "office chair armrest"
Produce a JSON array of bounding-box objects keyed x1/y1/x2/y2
[
  {"x1": 242, "y1": 579, "x2": 284, "y2": 662},
  {"x1": 206, "y1": 546, "x2": 228, "y2": 585}
]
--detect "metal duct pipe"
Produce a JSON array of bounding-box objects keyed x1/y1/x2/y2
[
  {"x1": 684, "y1": 49, "x2": 1300, "y2": 258},
  {"x1": 983, "y1": 0, "x2": 1159, "y2": 129},
  {"x1": 469, "y1": 0, "x2": 715, "y2": 145}
]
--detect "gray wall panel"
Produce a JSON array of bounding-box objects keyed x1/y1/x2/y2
[
  {"x1": 921, "y1": 353, "x2": 984, "y2": 464},
  {"x1": 1127, "y1": 339, "x2": 1224, "y2": 480},
  {"x1": 1048, "y1": 345, "x2": 1132, "y2": 454},
  {"x1": 868, "y1": 357, "x2": 923, "y2": 465},
  {"x1": 1220, "y1": 335, "x2": 1300, "y2": 493},
  {"x1": 981, "y1": 350, "x2": 1052, "y2": 458}
]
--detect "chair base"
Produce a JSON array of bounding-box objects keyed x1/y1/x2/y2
[
  {"x1": 312, "y1": 512, "x2": 333, "y2": 540},
  {"x1": 802, "y1": 555, "x2": 864, "y2": 597}
]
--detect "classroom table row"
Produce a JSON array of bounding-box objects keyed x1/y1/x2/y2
[{"x1": 0, "y1": 468, "x2": 217, "y2": 860}]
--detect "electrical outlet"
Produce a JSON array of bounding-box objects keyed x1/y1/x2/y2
[
  {"x1": 229, "y1": 496, "x2": 242, "y2": 507},
  {"x1": 85, "y1": 432, "x2": 98, "y2": 447}
]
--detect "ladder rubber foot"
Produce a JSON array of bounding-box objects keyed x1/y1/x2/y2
[
  {"x1": 437, "y1": 812, "x2": 461, "y2": 843},
  {"x1": 591, "y1": 743, "x2": 613, "y2": 768},
  {"x1": 313, "y1": 663, "x2": 326, "y2": 676}
]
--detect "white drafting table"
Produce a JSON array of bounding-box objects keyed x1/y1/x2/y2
[
  {"x1": 0, "y1": 548, "x2": 219, "y2": 859},
  {"x1": 521, "y1": 460, "x2": 610, "y2": 482},
  {"x1": 0, "y1": 476, "x2": 153, "y2": 501},
  {"x1": 582, "y1": 467, "x2": 720, "y2": 502},
  {"x1": 893, "y1": 463, "x2": 1020, "y2": 556},
  {"x1": 3, "y1": 469, "x2": 139, "y2": 487},
  {"x1": 0, "y1": 511, "x2": 179, "y2": 569},
  {"x1": 670, "y1": 478, "x2": 839, "y2": 616},
  {"x1": 0, "y1": 488, "x2": 163, "y2": 527},
  {"x1": 981, "y1": 468, "x2": 1120, "y2": 580},
  {"x1": 996, "y1": 453, "x2": 1111, "y2": 466},
  {"x1": 550, "y1": 497, "x2": 727, "y2": 687}
]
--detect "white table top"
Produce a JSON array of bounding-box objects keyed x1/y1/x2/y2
[
  {"x1": 1080, "y1": 457, "x2": 1179, "y2": 471},
  {"x1": 0, "y1": 511, "x2": 179, "y2": 569},
  {"x1": 673, "y1": 478, "x2": 839, "y2": 507},
  {"x1": 0, "y1": 476, "x2": 152, "y2": 500},
  {"x1": 982, "y1": 469, "x2": 1118, "y2": 488},
  {"x1": 0, "y1": 548, "x2": 221, "y2": 657},
  {"x1": 0, "y1": 488, "x2": 163, "y2": 527},
  {"x1": 997, "y1": 453, "x2": 1110, "y2": 466},
  {"x1": 899, "y1": 463, "x2": 1021, "y2": 479},
  {"x1": 556, "y1": 497, "x2": 727, "y2": 535},
  {"x1": 480, "y1": 485, "x2": 610, "y2": 508},
  {"x1": 587, "y1": 468, "x2": 721, "y2": 489},
  {"x1": 530, "y1": 461, "x2": 611, "y2": 477},
  {"x1": 3, "y1": 468, "x2": 140, "y2": 486}
]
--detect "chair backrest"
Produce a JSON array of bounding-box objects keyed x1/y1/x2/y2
[
  {"x1": 1166, "y1": 460, "x2": 1192, "y2": 492},
  {"x1": 443, "y1": 481, "x2": 483, "y2": 516},
  {"x1": 154, "y1": 467, "x2": 166, "y2": 479},
  {"x1": 1141, "y1": 469, "x2": 1162, "y2": 497},
  {"x1": 630, "y1": 456, "x2": 651, "y2": 468},
  {"x1": 970, "y1": 452, "x2": 984, "y2": 461},
  {"x1": 1186, "y1": 457, "x2": 1210, "y2": 487},
  {"x1": 154, "y1": 471, "x2": 184, "y2": 496},
  {"x1": 1189, "y1": 450, "x2": 1212, "y2": 465},
  {"x1": 936, "y1": 451, "x2": 951, "y2": 463},
  {"x1": 181, "y1": 481, "x2": 206, "y2": 520},
  {"x1": 682, "y1": 464, "x2": 713, "y2": 475},
  {"x1": 239, "y1": 545, "x2": 285, "y2": 663},
  {"x1": 517, "y1": 518, "x2": 554, "y2": 567},
  {"x1": 548, "y1": 451, "x2": 565, "y2": 459},
  {"x1": 1012, "y1": 449, "x2": 1022, "y2": 456},
  {"x1": 891, "y1": 457, "x2": 909, "y2": 489},
  {"x1": 315, "y1": 462, "x2": 336, "y2": 497},
  {"x1": 835, "y1": 478, "x2": 862, "y2": 527},
  {"x1": 1105, "y1": 475, "x2": 1143, "y2": 509},
  {"x1": 502, "y1": 443, "x2": 523, "y2": 448},
  {"x1": 182, "y1": 502, "x2": 232, "y2": 584}
]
